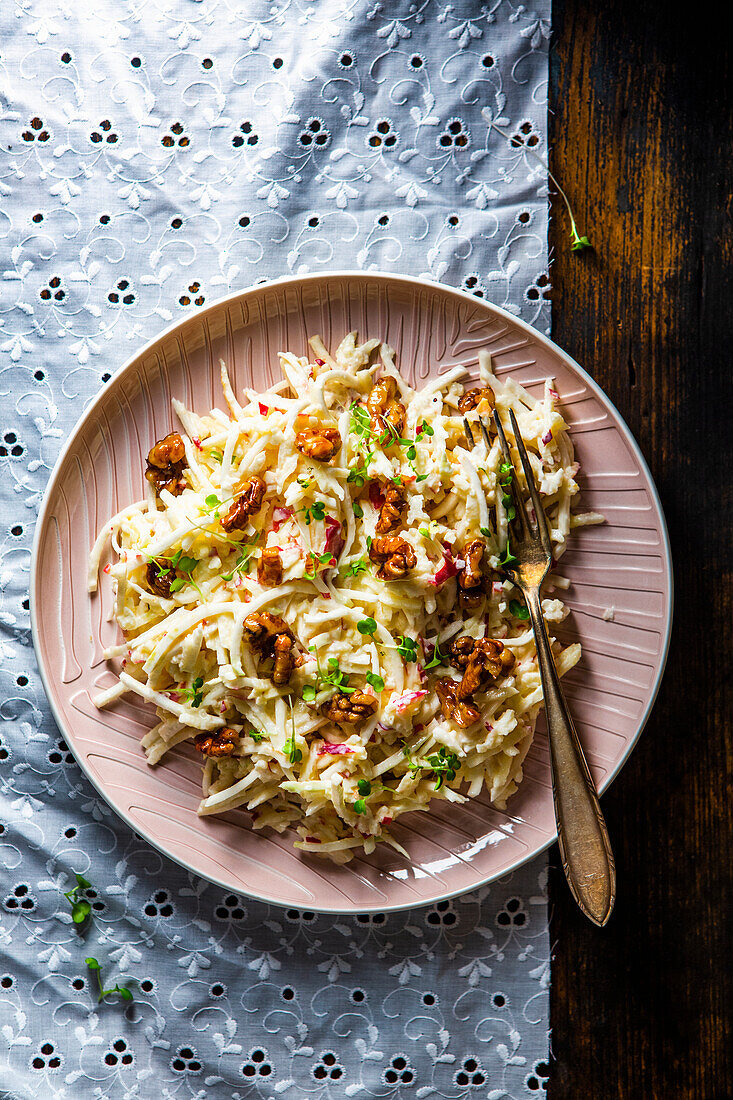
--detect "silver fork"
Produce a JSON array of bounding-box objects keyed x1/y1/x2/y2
[{"x1": 464, "y1": 408, "x2": 616, "y2": 927}]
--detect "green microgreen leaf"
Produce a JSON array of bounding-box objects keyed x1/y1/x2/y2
[
  {"x1": 480, "y1": 526, "x2": 491, "y2": 537},
  {"x1": 353, "y1": 799, "x2": 366, "y2": 815},
  {"x1": 182, "y1": 676, "x2": 204, "y2": 708},
  {"x1": 221, "y1": 534, "x2": 260, "y2": 581},
  {"x1": 366, "y1": 671, "x2": 385, "y2": 693},
  {"x1": 63, "y1": 871, "x2": 93, "y2": 925},
  {"x1": 342, "y1": 556, "x2": 369, "y2": 578},
  {"x1": 423, "y1": 640, "x2": 448, "y2": 671},
  {"x1": 71, "y1": 900, "x2": 91, "y2": 924},
  {"x1": 205, "y1": 494, "x2": 220, "y2": 508},
  {"x1": 357, "y1": 617, "x2": 377, "y2": 637},
  {"x1": 303, "y1": 500, "x2": 326, "y2": 525},
  {"x1": 248, "y1": 729, "x2": 266, "y2": 743},
  {"x1": 352, "y1": 501, "x2": 364, "y2": 518},
  {"x1": 509, "y1": 599, "x2": 530, "y2": 620},
  {"x1": 305, "y1": 551, "x2": 336, "y2": 580},
  {"x1": 209, "y1": 448, "x2": 223, "y2": 464},
  {"x1": 396, "y1": 635, "x2": 418, "y2": 663},
  {"x1": 283, "y1": 737, "x2": 302, "y2": 764},
  {"x1": 302, "y1": 685, "x2": 317, "y2": 704},
  {"x1": 357, "y1": 779, "x2": 372, "y2": 796},
  {"x1": 499, "y1": 539, "x2": 518, "y2": 570},
  {"x1": 86, "y1": 957, "x2": 135, "y2": 1004}
]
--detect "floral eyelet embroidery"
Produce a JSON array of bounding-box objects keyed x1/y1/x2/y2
[
  {"x1": 178, "y1": 282, "x2": 205, "y2": 307},
  {"x1": 454, "y1": 1055, "x2": 486, "y2": 1088},
  {"x1": 233, "y1": 120, "x2": 259, "y2": 148},
  {"x1": 21, "y1": 117, "x2": 50, "y2": 142},
  {"x1": 298, "y1": 117, "x2": 330, "y2": 148},
  {"x1": 143, "y1": 889, "x2": 174, "y2": 918},
  {"x1": 39, "y1": 276, "x2": 65, "y2": 302},
  {"x1": 368, "y1": 119, "x2": 399, "y2": 149},
  {"x1": 526, "y1": 1060, "x2": 550, "y2": 1090},
  {"x1": 242, "y1": 1047, "x2": 273, "y2": 1078},
  {"x1": 438, "y1": 118, "x2": 470, "y2": 150},
  {"x1": 108, "y1": 278, "x2": 135, "y2": 305},
  {"x1": 425, "y1": 900, "x2": 457, "y2": 926},
  {"x1": 511, "y1": 120, "x2": 541, "y2": 149},
  {"x1": 312, "y1": 1050, "x2": 344, "y2": 1081},
  {"x1": 30, "y1": 1042, "x2": 63, "y2": 1071},
  {"x1": 90, "y1": 119, "x2": 118, "y2": 144},
  {"x1": 383, "y1": 1053, "x2": 415, "y2": 1086},
  {"x1": 525, "y1": 273, "x2": 551, "y2": 302},
  {"x1": 161, "y1": 122, "x2": 190, "y2": 148},
  {"x1": 4, "y1": 884, "x2": 36, "y2": 912},
  {"x1": 462, "y1": 274, "x2": 487, "y2": 298},
  {"x1": 104, "y1": 1037, "x2": 134, "y2": 1067},
  {"x1": 170, "y1": 1046, "x2": 202, "y2": 1075},
  {"x1": 215, "y1": 894, "x2": 246, "y2": 921},
  {"x1": 497, "y1": 896, "x2": 528, "y2": 927}
]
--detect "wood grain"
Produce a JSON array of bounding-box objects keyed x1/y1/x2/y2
[{"x1": 547, "y1": 2, "x2": 732, "y2": 1097}]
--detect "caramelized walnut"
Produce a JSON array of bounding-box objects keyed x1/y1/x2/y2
[
  {"x1": 296, "y1": 426, "x2": 341, "y2": 461},
  {"x1": 458, "y1": 386, "x2": 495, "y2": 414},
  {"x1": 436, "y1": 679, "x2": 480, "y2": 729},
  {"x1": 272, "y1": 634, "x2": 296, "y2": 686},
  {"x1": 376, "y1": 482, "x2": 407, "y2": 534},
  {"x1": 221, "y1": 476, "x2": 266, "y2": 532},
  {"x1": 243, "y1": 611, "x2": 290, "y2": 651},
  {"x1": 447, "y1": 635, "x2": 476, "y2": 671},
  {"x1": 368, "y1": 535, "x2": 417, "y2": 580},
  {"x1": 146, "y1": 559, "x2": 173, "y2": 598},
  {"x1": 458, "y1": 538, "x2": 486, "y2": 610},
  {"x1": 257, "y1": 547, "x2": 283, "y2": 587},
  {"x1": 145, "y1": 431, "x2": 187, "y2": 496},
  {"x1": 448, "y1": 637, "x2": 516, "y2": 700},
  {"x1": 322, "y1": 691, "x2": 378, "y2": 726},
  {"x1": 242, "y1": 611, "x2": 303, "y2": 685},
  {"x1": 194, "y1": 727, "x2": 239, "y2": 758},
  {"x1": 367, "y1": 376, "x2": 406, "y2": 438}
]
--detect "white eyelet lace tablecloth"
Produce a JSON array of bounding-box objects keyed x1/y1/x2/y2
[{"x1": 0, "y1": 2, "x2": 552, "y2": 1097}]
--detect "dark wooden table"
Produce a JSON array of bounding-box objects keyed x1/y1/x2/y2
[{"x1": 547, "y1": 3, "x2": 731, "y2": 1097}]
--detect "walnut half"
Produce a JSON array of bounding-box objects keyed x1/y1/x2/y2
[
  {"x1": 367, "y1": 377, "x2": 406, "y2": 439},
  {"x1": 375, "y1": 482, "x2": 407, "y2": 534},
  {"x1": 257, "y1": 547, "x2": 283, "y2": 587},
  {"x1": 368, "y1": 535, "x2": 417, "y2": 580},
  {"x1": 322, "y1": 691, "x2": 378, "y2": 727},
  {"x1": 146, "y1": 559, "x2": 173, "y2": 598},
  {"x1": 449, "y1": 636, "x2": 516, "y2": 700},
  {"x1": 221, "y1": 476, "x2": 266, "y2": 532},
  {"x1": 194, "y1": 727, "x2": 239, "y2": 758},
  {"x1": 242, "y1": 611, "x2": 303, "y2": 686},
  {"x1": 296, "y1": 426, "x2": 341, "y2": 461},
  {"x1": 435, "y1": 679, "x2": 480, "y2": 729},
  {"x1": 458, "y1": 538, "x2": 486, "y2": 610},
  {"x1": 145, "y1": 432, "x2": 187, "y2": 496},
  {"x1": 458, "y1": 386, "x2": 495, "y2": 414}
]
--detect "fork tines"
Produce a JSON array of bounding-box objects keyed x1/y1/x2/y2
[{"x1": 492, "y1": 408, "x2": 553, "y2": 555}]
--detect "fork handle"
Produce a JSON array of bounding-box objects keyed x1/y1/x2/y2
[{"x1": 525, "y1": 588, "x2": 616, "y2": 926}]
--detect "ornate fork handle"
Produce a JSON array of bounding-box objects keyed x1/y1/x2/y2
[
  {"x1": 523, "y1": 585, "x2": 616, "y2": 926},
  {"x1": 471, "y1": 405, "x2": 616, "y2": 927}
]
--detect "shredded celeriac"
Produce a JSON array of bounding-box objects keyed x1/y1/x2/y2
[{"x1": 89, "y1": 333, "x2": 600, "y2": 863}]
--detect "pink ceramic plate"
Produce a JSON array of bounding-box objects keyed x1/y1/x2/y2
[{"x1": 31, "y1": 273, "x2": 672, "y2": 913}]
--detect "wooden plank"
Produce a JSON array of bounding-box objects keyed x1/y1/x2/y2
[{"x1": 547, "y1": 2, "x2": 732, "y2": 1097}]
